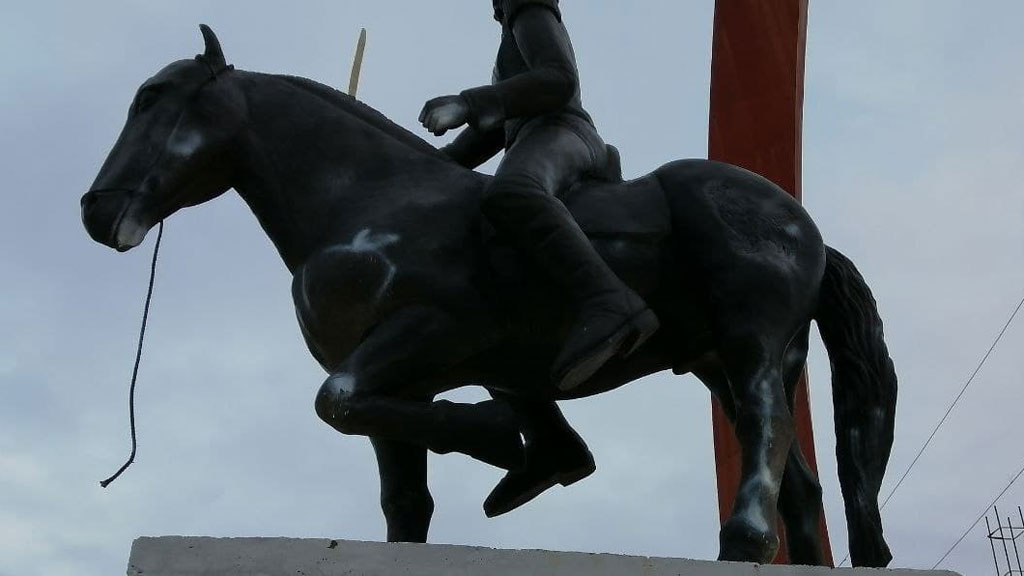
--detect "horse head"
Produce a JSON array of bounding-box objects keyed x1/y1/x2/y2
[{"x1": 82, "y1": 25, "x2": 247, "y2": 251}]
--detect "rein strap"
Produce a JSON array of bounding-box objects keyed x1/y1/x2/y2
[{"x1": 100, "y1": 220, "x2": 164, "y2": 488}]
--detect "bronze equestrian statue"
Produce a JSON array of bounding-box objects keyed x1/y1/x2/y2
[{"x1": 81, "y1": 23, "x2": 897, "y2": 568}]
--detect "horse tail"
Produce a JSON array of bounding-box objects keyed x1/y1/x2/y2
[{"x1": 814, "y1": 245, "x2": 897, "y2": 568}]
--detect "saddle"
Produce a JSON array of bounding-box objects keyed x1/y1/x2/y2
[{"x1": 482, "y1": 143, "x2": 670, "y2": 296}]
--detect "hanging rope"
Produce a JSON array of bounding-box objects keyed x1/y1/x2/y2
[{"x1": 100, "y1": 221, "x2": 164, "y2": 488}]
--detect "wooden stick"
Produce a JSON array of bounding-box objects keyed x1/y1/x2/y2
[{"x1": 348, "y1": 28, "x2": 367, "y2": 97}]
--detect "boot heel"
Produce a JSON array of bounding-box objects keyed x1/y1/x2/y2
[
  {"x1": 621, "y1": 309, "x2": 660, "y2": 357},
  {"x1": 555, "y1": 335, "x2": 623, "y2": 391},
  {"x1": 557, "y1": 460, "x2": 597, "y2": 487}
]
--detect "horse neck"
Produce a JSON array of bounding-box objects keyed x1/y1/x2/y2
[{"x1": 230, "y1": 71, "x2": 462, "y2": 272}]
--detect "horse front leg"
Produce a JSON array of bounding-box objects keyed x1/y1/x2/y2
[
  {"x1": 315, "y1": 306, "x2": 525, "y2": 471},
  {"x1": 718, "y1": 339, "x2": 795, "y2": 564},
  {"x1": 371, "y1": 436, "x2": 433, "y2": 542}
]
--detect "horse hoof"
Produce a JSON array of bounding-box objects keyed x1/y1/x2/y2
[
  {"x1": 718, "y1": 517, "x2": 779, "y2": 564},
  {"x1": 849, "y1": 526, "x2": 893, "y2": 568}
]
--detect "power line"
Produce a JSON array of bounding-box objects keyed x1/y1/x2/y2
[
  {"x1": 932, "y1": 460, "x2": 1024, "y2": 570},
  {"x1": 838, "y1": 291, "x2": 1024, "y2": 567},
  {"x1": 880, "y1": 292, "x2": 1024, "y2": 511}
]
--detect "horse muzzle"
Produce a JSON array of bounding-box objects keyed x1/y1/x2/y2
[{"x1": 81, "y1": 189, "x2": 147, "y2": 252}]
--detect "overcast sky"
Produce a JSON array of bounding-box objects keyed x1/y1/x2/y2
[{"x1": 1, "y1": 1, "x2": 1022, "y2": 575}]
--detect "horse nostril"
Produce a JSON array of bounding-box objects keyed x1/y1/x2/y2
[{"x1": 81, "y1": 192, "x2": 97, "y2": 211}]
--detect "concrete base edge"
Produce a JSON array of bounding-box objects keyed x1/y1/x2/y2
[{"x1": 128, "y1": 537, "x2": 962, "y2": 576}]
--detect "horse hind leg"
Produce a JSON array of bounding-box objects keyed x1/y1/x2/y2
[
  {"x1": 695, "y1": 342, "x2": 825, "y2": 566},
  {"x1": 716, "y1": 335, "x2": 795, "y2": 564},
  {"x1": 776, "y1": 325, "x2": 828, "y2": 565}
]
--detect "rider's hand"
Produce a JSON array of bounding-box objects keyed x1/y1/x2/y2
[{"x1": 419, "y1": 95, "x2": 471, "y2": 137}]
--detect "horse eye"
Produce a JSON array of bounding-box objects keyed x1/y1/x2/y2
[{"x1": 135, "y1": 88, "x2": 161, "y2": 114}]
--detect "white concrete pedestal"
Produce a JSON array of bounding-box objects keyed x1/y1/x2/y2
[{"x1": 127, "y1": 537, "x2": 962, "y2": 576}]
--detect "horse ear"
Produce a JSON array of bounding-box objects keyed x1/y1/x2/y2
[{"x1": 198, "y1": 24, "x2": 227, "y2": 69}]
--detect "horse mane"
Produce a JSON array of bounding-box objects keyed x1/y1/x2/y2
[{"x1": 272, "y1": 74, "x2": 450, "y2": 161}]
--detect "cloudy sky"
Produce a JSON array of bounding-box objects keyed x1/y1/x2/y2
[{"x1": 1, "y1": 1, "x2": 1022, "y2": 574}]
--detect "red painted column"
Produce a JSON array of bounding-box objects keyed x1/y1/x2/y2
[{"x1": 707, "y1": 0, "x2": 833, "y2": 565}]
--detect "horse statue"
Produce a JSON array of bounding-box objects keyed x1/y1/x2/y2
[{"x1": 81, "y1": 26, "x2": 897, "y2": 567}]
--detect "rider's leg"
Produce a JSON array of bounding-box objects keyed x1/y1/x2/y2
[
  {"x1": 483, "y1": 390, "x2": 595, "y2": 517},
  {"x1": 482, "y1": 121, "x2": 659, "y2": 391}
]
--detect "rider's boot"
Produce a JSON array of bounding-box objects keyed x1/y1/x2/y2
[
  {"x1": 483, "y1": 184, "x2": 659, "y2": 391},
  {"x1": 484, "y1": 419, "x2": 595, "y2": 517}
]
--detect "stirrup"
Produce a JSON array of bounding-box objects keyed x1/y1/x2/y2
[{"x1": 555, "y1": 308, "x2": 659, "y2": 391}]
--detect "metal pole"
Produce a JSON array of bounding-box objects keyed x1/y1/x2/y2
[
  {"x1": 1010, "y1": 513, "x2": 1022, "y2": 575},
  {"x1": 989, "y1": 516, "x2": 1002, "y2": 576},
  {"x1": 1016, "y1": 507, "x2": 1024, "y2": 574},
  {"x1": 999, "y1": 507, "x2": 1014, "y2": 575}
]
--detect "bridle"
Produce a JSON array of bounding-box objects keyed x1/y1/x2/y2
[
  {"x1": 195, "y1": 54, "x2": 234, "y2": 81},
  {"x1": 100, "y1": 56, "x2": 233, "y2": 489}
]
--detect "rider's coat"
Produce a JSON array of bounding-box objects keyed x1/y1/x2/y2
[{"x1": 459, "y1": 0, "x2": 596, "y2": 148}]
